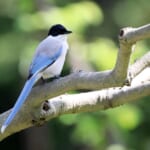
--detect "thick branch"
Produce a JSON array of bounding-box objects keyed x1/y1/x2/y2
[
  {"x1": 119, "y1": 24, "x2": 150, "y2": 43},
  {"x1": 0, "y1": 80, "x2": 150, "y2": 141},
  {"x1": 42, "y1": 81, "x2": 150, "y2": 117}
]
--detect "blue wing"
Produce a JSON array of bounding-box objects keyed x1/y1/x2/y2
[
  {"x1": 1, "y1": 47, "x2": 63, "y2": 133},
  {"x1": 29, "y1": 46, "x2": 63, "y2": 78}
]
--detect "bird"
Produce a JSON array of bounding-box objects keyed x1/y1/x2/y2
[{"x1": 1, "y1": 24, "x2": 72, "y2": 133}]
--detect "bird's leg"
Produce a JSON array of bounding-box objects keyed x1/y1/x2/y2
[
  {"x1": 34, "y1": 77, "x2": 46, "y2": 86},
  {"x1": 49, "y1": 75, "x2": 60, "y2": 81},
  {"x1": 44, "y1": 75, "x2": 61, "y2": 83}
]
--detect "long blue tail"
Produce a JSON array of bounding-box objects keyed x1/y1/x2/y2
[{"x1": 1, "y1": 74, "x2": 41, "y2": 133}]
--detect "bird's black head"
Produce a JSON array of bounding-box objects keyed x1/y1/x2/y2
[{"x1": 48, "y1": 24, "x2": 72, "y2": 36}]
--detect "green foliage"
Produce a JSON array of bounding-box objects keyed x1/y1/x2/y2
[
  {"x1": 16, "y1": 1, "x2": 103, "y2": 33},
  {"x1": 107, "y1": 105, "x2": 143, "y2": 130},
  {"x1": 113, "y1": 0, "x2": 150, "y2": 26},
  {"x1": 59, "y1": 113, "x2": 105, "y2": 149},
  {"x1": 87, "y1": 38, "x2": 117, "y2": 70}
]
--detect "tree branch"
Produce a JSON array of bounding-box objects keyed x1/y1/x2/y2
[
  {"x1": 0, "y1": 24, "x2": 150, "y2": 141},
  {"x1": 41, "y1": 80, "x2": 150, "y2": 118},
  {"x1": 129, "y1": 52, "x2": 150, "y2": 79},
  {"x1": 119, "y1": 24, "x2": 150, "y2": 43}
]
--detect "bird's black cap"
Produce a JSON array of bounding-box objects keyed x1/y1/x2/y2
[{"x1": 48, "y1": 24, "x2": 72, "y2": 36}]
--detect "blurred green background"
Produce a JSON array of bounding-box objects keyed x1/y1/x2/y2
[{"x1": 0, "y1": 0, "x2": 150, "y2": 150}]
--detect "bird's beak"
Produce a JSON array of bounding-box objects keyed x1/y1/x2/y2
[{"x1": 66, "y1": 30, "x2": 72, "y2": 34}]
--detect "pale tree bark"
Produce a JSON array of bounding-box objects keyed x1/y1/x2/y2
[{"x1": 0, "y1": 24, "x2": 150, "y2": 141}]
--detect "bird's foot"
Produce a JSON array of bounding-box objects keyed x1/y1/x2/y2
[{"x1": 44, "y1": 75, "x2": 60, "y2": 82}]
